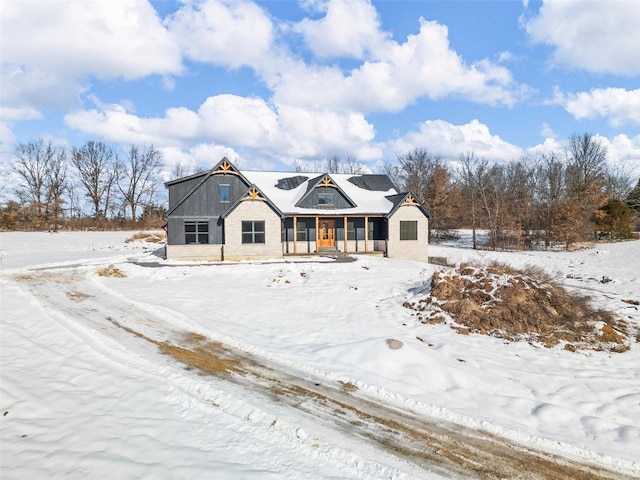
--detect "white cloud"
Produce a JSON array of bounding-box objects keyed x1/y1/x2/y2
[
  {"x1": 387, "y1": 119, "x2": 524, "y2": 162},
  {"x1": 1, "y1": 0, "x2": 181, "y2": 80},
  {"x1": 294, "y1": 0, "x2": 389, "y2": 59},
  {"x1": 277, "y1": 105, "x2": 377, "y2": 159},
  {"x1": 198, "y1": 95, "x2": 282, "y2": 148},
  {"x1": 273, "y1": 18, "x2": 528, "y2": 112},
  {"x1": 0, "y1": 122, "x2": 16, "y2": 147},
  {"x1": 601, "y1": 134, "x2": 640, "y2": 174},
  {"x1": 526, "y1": 133, "x2": 640, "y2": 175},
  {"x1": 63, "y1": 94, "x2": 379, "y2": 163},
  {"x1": 540, "y1": 122, "x2": 556, "y2": 139},
  {"x1": 1, "y1": 0, "x2": 182, "y2": 114},
  {"x1": 64, "y1": 101, "x2": 199, "y2": 147},
  {"x1": 524, "y1": 0, "x2": 640, "y2": 75},
  {"x1": 526, "y1": 137, "x2": 564, "y2": 157},
  {"x1": 0, "y1": 106, "x2": 42, "y2": 122},
  {"x1": 167, "y1": 0, "x2": 274, "y2": 69},
  {"x1": 159, "y1": 144, "x2": 241, "y2": 180},
  {"x1": 558, "y1": 88, "x2": 640, "y2": 127}
]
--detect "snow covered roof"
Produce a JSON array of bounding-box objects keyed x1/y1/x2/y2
[
  {"x1": 165, "y1": 158, "x2": 430, "y2": 218},
  {"x1": 241, "y1": 170, "x2": 399, "y2": 215}
]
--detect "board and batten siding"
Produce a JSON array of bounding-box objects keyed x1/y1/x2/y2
[
  {"x1": 166, "y1": 216, "x2": 224, "y2": 245},
  {"x1": 386, "y1": 205, "x2": 429, "y2": 262},
  {"x1": 297, "y1": 186, "x2": 353, "y2": 209},
  {"x1": 169, "y1": 175, "x2": 248, "y2": 218},
  {"x1": 224, "y1": 200, "x2": 283, "y2": 260}
]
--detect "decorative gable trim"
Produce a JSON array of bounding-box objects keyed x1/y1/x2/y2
[
  {"x1": 222, "y1": 184, "x2": 284, "y2": 219},
  {"x1": 242, "y1": 186, "x2": 266, "y2": 201},
  {"x1": 385, "y1": 192, "x2": 431, "y2": 219},
  {"x1": 213, "y1": 158, "x2": 239, "y2": 175},
  {"x1": 402, "y1": 194, "x2": 418, "y2": 206},
  {"x1": 318, "y1": 175, "x2": 336, "y2": 188}
]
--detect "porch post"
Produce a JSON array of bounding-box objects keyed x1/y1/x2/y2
[
  {"x1": 364, "y1": 216, "x2": 368, "y2": 252},
  {"x1": 293, "y1": 216, "x2": 298, "y2": 254},
  {"x1": 343, "y1": 216, "x2": 348, "y2": 253},
  {"x1": 315, "y1": 216, "x2": 319, "y2": 253}
]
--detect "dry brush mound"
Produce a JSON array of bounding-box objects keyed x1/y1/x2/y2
[{"x1": 404, "y1": 261, "x2": 631, "y2": 352}]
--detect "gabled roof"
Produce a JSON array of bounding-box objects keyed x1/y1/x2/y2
[
  {"x1": 294, "y1": 173, "x2": 356, "y2": 209},
  {"x1": 221, "y1": 184, "x2": 284, "y2": 219},
  {"x1": 165, "y1": 158, "x2": 430, "y2": 219},
  {"x1": 242, "y1": 170, "x2": 399, "y2": 215},
  {"x1": 385, "y1": 192, "x2": 432, "y2": 219},
  {"x1": 165, "y1": 158, "x2": 251, "y2": 217}
]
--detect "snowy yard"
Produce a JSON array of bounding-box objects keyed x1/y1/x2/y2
[{"x1": 1, "y1": 231, "x2": 639, "y2": 479}]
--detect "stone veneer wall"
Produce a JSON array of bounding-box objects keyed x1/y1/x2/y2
[
  {"x1": 386, "y1": 205, "x2": 429, "y2": 262},
  {"x1": 223, "y1": 200, "x2": 283, "y2": 260}
]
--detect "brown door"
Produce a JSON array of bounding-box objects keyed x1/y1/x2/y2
[{"x1": 317, "y1": 219, "x2": 336, "y2": 248}]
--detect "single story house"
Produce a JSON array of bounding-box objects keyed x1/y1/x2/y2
[{"x1": 164, "y1": 158, "x2": 431, "y2": 262}]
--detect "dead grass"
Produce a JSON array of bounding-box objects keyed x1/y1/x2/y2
[
  {"x1": 96, "y1": 265, "x2": 127, "y2": 278},
  {"x1": 125, "y1": 231, "x2": 166, "y2": 244},
  {"x1": 404, "y1": 261, "x2": 631, "y2": 353}
]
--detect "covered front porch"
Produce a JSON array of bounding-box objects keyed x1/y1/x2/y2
[{"x1": 282, "y1": 215, "x2": 388, "y2": 256}]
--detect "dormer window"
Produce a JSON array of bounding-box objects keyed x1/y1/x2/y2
[{"x1": 318, "y1": 193, "x2": 334, "y2": 205}]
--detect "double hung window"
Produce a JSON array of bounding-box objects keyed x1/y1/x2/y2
[
  {"x1": 399, "y1": 221, "x2": 418, "y2": 241},
  {"x1": 185, "y1": 221, "x2": 209, "y2": 244},
  {"x1": 219, "y1": 184, "x2": 230, "y2": 203},
  {"x1": 242, "y1": 221, "x2": 265, "y2": 244}
]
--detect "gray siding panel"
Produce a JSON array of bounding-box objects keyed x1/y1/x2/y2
[
  {"x1": 167, "y1": 218, "x2": 183, "y2": 244},
  {"x1": 298, "y1": 186, "x2": 353, "y2": 209},
  {"x1": 168, "y1": 176, "x2": 203, "y2": 210},
  {"x1": 169, "y1": 174, "x2": 248, "y2": 217}
]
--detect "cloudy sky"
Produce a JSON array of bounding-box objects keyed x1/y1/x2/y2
[{"x1": 1, "y1": 0, "x2": 639, "y2": 178}]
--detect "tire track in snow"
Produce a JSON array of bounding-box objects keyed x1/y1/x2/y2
[{"x1": 14, "y1": 267, "x2": 636, "y2": 480}]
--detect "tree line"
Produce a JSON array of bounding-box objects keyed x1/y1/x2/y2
[
  {"x1": 2, "y1": 133, "x2": 639, "y2": 244},
  {"x1": 2, "y1": 139, "x2": 164, "y2": 230},
  {"x1": 384, "y1": 133, "x2": 639, "y2": 250}
]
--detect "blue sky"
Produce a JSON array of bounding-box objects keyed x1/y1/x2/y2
[{"x1": 1, "y1": 0, "x2": 639, "y2": 181}]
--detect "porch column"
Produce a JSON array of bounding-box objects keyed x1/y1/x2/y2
[
  {"x1": 343, "y1": 216, "x2": 348, "y2": 253},
  {"x1": 293, "y1": 216, "x2": 298, "y2": 254},
  {"x1": 315, "y1": 216, "x2": 319, "y2": 253},
  {"x1": 364, "y1": 216, "x2": 368, "y2": 252}
]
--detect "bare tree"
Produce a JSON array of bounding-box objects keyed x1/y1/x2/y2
[
  {"x1": 71, "y1": 141, "x2": 117, "y2": 218},
  {"x1": 605, "y1": 161, "x2": 634, "y2": 200},
  {"x1": 116, "y1": 144, "x2": 162, "y2": 220},
  {"x1": 45, "y1": 151, "x2": 67, "y2": 229},
  {"x1": 170, "y1": 162, "x2": 191, "y2": 180},
  {"x1": 325, "y1": 155, "x2": 342, "y2": 174},
  {"x1": 459, "y1": 151, "x2": 482, "y2": 249},
  {"x1": 12, "y1": 139, "x2": 67, "y2": 227},
  {"x1": 566, "y1": 133, "x2": 608, "y2": 238},
  {"x1": 391, "y1": 148, "x2": 439, "y2": 205},
  {"x1": 344, "y1": 155, "x2": 365, "y2": 174}
]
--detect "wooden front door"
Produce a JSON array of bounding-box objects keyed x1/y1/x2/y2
[{"x1": 318, "y1": 219, "x2": 336, "y2": 248}]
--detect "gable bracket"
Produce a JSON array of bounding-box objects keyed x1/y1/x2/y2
[
  {"x1": 242, "y1": 186, "x2": 266, "y2": 201},
  {"x1": 214, "y1": 159, "x2": 239, "y2": 175},
  {"x1": 317, "y1": 175, "x2": 337, "y2": 188}
]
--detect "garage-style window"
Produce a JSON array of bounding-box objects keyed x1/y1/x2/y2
[
  {"x1": 185, "y1": 221, "x2": 209, "y2": 244},
  {"x1": 399, "y1": 221, "x2": 418, "y2": 241},
  {"x1": 242, "y1": 221, "x2": 265, "y2": 244}
]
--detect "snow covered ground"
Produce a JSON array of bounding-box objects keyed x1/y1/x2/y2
[{"x1": 1, "y1": 231, "x2": 639, "y2": 479}]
